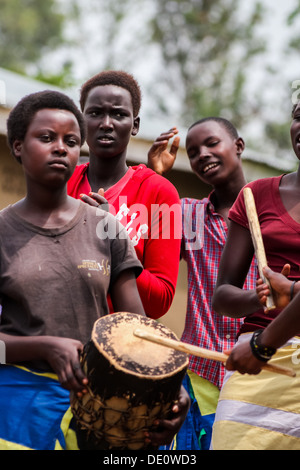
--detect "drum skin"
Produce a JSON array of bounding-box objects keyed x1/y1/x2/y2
[{"x1": 71, "y1": 312, "x2": 189, "y2": 450}]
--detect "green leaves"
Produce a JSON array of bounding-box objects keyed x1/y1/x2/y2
[
  {"x1": 149, "y1": 0, "x2": 266, "y2": 127},
  {"x1": 0, "y1": 0, "x2": 64, "y2": 74}
]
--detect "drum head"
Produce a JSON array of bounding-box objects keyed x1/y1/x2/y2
[{"x1": 91, "y1": 312, "x2": 189, "y2": 378}]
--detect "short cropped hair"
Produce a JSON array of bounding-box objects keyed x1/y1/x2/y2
[
  {"x1": 188, "y1": 116, "x2": 239, "y2": 140},
  {"x1": 80, "y1": 70, "x2": 142, "y2": 117},
  {"x1": 7, "y1": 90, "x2": 86, "y2": 158}
]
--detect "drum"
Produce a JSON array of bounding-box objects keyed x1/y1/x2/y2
[{"x1": 71, "y1": 312, "x2": 189, "y2": 450}]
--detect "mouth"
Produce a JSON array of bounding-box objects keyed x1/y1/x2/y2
[
  {"x1": 202, "y1": 162, "x2": 220, "y2": 174},
  {"x1": 48, "y1": 159, "x2": 68, "y2": 170},
  {"x1": 97, "y1": 134, "x2": 114, "y2": 144}
]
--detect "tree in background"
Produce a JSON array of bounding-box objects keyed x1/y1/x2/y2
[
  {"x1": 0, "y1": 0, "x2": 77, "y2": 87},
  {"x1": 148, "y1": 0, "x2": 266, "y2": 128},
  {"x1": 58, "y1": 0, "x2": 267, "y2": 133},
  {"x1": 2, "y1": 0, "x2": 300, "y2": 158},
  {"x1": 262, "y1": 1, "x2": 300, "y2": 159}
]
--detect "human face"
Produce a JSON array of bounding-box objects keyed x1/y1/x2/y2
[
  {"x1": 13, "y1": 108, "x2": 81, "y2": 189},
  {"x1": 290, "y1": 103, "x2": 300, "y2": 159},
  {"x1": 185, "y1": 121, "x2": 244, "y2": 187},
  {"x1": 82, "y1": 84, "x2": 140, "y2": 160}
]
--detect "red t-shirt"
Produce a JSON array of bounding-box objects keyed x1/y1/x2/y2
[
  {"x1": 68, "y1": 164, "x2": 182, "y2": 319},
  {"x1": 229, "y1": 175, "x2": 300, "y2": 334}
]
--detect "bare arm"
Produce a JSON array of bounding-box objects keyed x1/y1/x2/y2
[
  {"x1": 0, "y1": 332, "x2": 87, "y2": 393},
  {"x1": 0, "y1": 270, "x2": 145, "y2": 392},
  {"x1": 258, "y1": 289, "x2": 300, "y2": 350},
  {"x1": 110, "y1": 269, "x2": 145, "y2": 316},
  {"x1": 225, "y1": 289, "x2": 300, "y2": 375}
]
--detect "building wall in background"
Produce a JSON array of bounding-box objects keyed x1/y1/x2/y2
[{"x1": 0, "y1": 134, "x2": 26, "y2": 209}]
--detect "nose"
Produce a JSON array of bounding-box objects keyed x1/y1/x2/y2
[
  {"x1": 99, "y1": 114, "x2": 113, "y2": 130},
  {"x1": 198, "y1": 145, "x2": 210, "y2": 160},
  {"x1": 54, "y1": 138, "x2": 67, "y2": 156}
]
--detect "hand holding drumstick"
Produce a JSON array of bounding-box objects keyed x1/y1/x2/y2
[
  {"x1": 256, "y1": 264, "x2": 300, "y2": 310},
  {"x1": 134, "y1": 329, "x2": 295, "y2": 377},
  {"x1": 243, "y1": 188, "x2": 300, "y2": 310}
]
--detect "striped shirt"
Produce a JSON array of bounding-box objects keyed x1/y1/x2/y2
[{"x1": 180, "y1": 193, "x2": 257, "y2": 389}]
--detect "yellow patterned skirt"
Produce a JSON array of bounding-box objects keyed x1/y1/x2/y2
[{"x1": 212, "y1": 334, "x2": 300, "y2": 450}]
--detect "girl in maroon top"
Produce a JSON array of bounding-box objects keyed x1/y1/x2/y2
[
  {"x1": 212, "y1": 99, "x2": 300, "y2": 343},
  {"x1": 210, "y1": 100, "x2": 300, "y2": 450}
]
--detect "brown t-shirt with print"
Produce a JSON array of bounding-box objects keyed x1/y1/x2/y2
[{"x1": 0, "y1": 202, "x2": 142, "y2": 350}]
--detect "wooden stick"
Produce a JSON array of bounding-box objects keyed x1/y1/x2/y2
[
  {"x1": 133, "y1": 329, "x2": 296, "y2": 378},
  {"x1": 243, "y1": 187, "x2": 275, "y2": 311}
]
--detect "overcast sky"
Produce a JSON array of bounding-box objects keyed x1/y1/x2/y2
[{"x1": 46, "y1": 0, "x2": 300, "y2": 148}]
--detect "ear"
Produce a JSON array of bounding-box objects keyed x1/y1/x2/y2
[
  {"x1": 12, "y1": 140, "x2": 23, "y2": 164},
  {"x1": 131, "y1": 117, "x2": 140, "y2": 137},
  {"x1": 235, "y1": 137, "x2": 245, "y2": 157}
]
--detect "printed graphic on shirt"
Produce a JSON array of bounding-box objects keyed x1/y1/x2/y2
[{"x1": 77, "y1": 259, "x2": 110, "y2": 276}]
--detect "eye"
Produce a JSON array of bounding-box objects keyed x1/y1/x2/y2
[
  {"x1": 86, "y1": 108, "x2": 100, "y2": 118},
  {"x1": 207, "y1": 140, "x2": 219, "y2": 147},
  {"x1": 66, "y1": 136, "x2": 80, "y2": 147},
  {"x1": 113, "y1": 109, "x2": 128, "y2": 118},
  {"x1": 187, "y1": 149, "x2": 198, "y2": 160},
  {"x1": 39, "y1": 133, "x2": 52, "y2": 143}
]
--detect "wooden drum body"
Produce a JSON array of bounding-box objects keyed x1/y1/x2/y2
[{"x1": 71, "y1": 312, "x2": 188, "y2": 450}]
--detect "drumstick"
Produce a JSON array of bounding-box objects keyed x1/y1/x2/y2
[
  {"x1": 133, "y1": 329, "x2": 296, "y2": 377},
  {"x1": 243, "y1": 187, "x2": 275, "y2": 311}
]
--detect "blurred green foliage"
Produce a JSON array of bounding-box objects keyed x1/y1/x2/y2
[
  {"x1": 149, "y1": 0, "x2": 266, "y2": 127},
  {"x1": 0, "y1": 0, "x2": 64, "y2": 74},
  {"x1": 1, "y1": 0, "x2": 300, "y2": 152}
]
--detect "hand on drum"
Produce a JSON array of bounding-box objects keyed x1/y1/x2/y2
[
  {"x1": 43, "y1": 336, "x2": 88, "y2": 395},
  {"x1": 144, "y1": 385, "x2": 190, "y2": 446}
]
